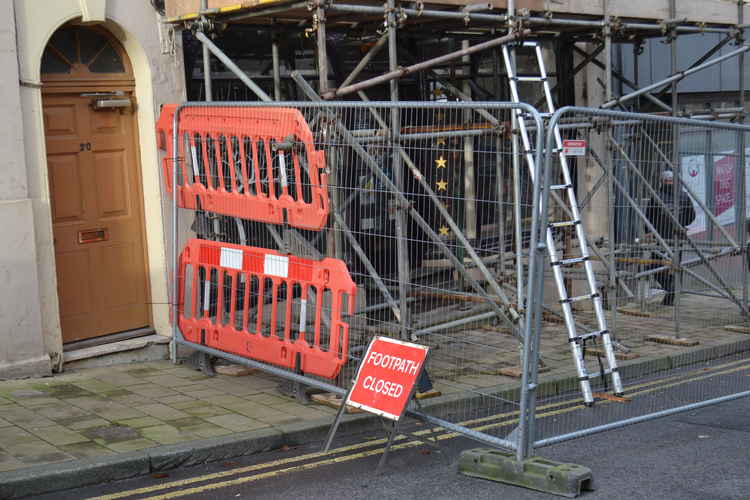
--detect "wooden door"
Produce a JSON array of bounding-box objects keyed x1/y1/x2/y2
[{"x1": 43, "y1": 94, "x2": 150, "y2": 342}]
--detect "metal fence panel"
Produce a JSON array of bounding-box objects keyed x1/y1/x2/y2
[
  {"x1": 158, "y1": 101, "x2": 546, "y2": 452},
  {"x1": 530, "y1": 107, "x2": 750, "y2": 450}
]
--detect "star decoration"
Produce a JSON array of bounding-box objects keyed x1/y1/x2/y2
[
  {"x1": 436, "y1": 137, "x2": 446, "y2": 146},
  {"x1": 435, "y1": 156, "x2": 447, "y2": 168},
  {"x1": 436, "y1": 179, "x2": 448, "y2": 191},
  {"x1": 439, "y1": 225, "x2": 450, "y2": 236}
]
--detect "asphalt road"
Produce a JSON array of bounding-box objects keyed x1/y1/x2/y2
[{"x1": 38, "y1": 379, "x2": 750, "y2": 500}]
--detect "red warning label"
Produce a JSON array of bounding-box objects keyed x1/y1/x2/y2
[
  {"x1": 345, "y1": 337, "x2": 429, "y2": 420},
  {"x1": 562, "y1": 139, "x2": 587, "y2": 156}
]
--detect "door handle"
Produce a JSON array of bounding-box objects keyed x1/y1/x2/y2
[{"x1": 78, "y1": 228, "x2": 108, "y2": 244}]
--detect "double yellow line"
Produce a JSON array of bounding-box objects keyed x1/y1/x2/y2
[{"x1": 91, "y1": 358, "x2": 750, "y2": 500}]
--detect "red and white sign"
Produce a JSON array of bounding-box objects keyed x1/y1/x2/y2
[
  {"x1": 345, "y1": 337, "x2": 429, "y2": 420},
  {"x1": 562, "y1": 139, "x2": 587, "y2": 157}
]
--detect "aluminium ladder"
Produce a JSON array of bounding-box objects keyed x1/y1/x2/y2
[{"x1": 502, "y1": 41, "x2": 623, "y2": 404}]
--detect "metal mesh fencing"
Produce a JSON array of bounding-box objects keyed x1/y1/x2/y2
[
  {"x1": 528, "y1": 107, "x2": 750, "y2": 450},
  {"x1": 157, "y1": 101, "x2": 546, "y2": 450}
]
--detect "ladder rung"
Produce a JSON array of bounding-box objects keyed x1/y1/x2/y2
[
  {"x1": 550, "y1": 184, "x2": 573, "y2": 190},
  {"x1": 551, "y1": 256, "x2": 589, "y2": 266},
  {"x1": 514, "y1": 76, "x2": 546, "y2": 82},
  {"x1": 561, "y1": 293, "x2": 599, "y2": 304},
  {"x1": 570, "y1": 329, "x2": 609, "y2": 344},
  {"x1": 522, "y1": 41, "x2": 539, "y2": 47},
  {"x1": 580, "y1": 366, "x2": 620, "y2": 381},
  {"x1": 549, "y1": 220, "x2": 580, "y2": 228}
]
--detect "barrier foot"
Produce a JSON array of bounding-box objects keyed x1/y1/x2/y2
[
  {"x1": 185, "y1": 351, "x2": 216, "y2": 377},
  {"x1": 724, "y1": 325, "x2": 750, "y2": 334},
  {"x1": 277, "y1": 379, "x2": 312, "y2": 404},
  {"x1": 584, "y1": 348, "x2": 640, "y2": 361},
  {"x1": 458, "y1": 449, "x2": 594, "y2": 498},
  {"x1": 644, "y1": 335, "x2": 700, "y2": 347}
]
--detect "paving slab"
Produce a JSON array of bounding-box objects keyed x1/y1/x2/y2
[{"x1": 28, "y1": 425, "x2": 90, "y2": 446}]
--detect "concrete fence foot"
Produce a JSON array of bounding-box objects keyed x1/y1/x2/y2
[{"x1": 458, "y1": 448, "x2": 594, "y2": 498}]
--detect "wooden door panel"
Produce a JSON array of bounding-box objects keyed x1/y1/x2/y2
[
  {"x1": 91, "y1": 109, "x2": 125, "y2": 135},
  {"x1": 93, "y1": 244, "x2": 141, "y2": 308},
  {"x1": 44, "y1": 93, "x2": 150, "y2": 343},
  {"x1": 48, "y1": 153, "x2": 86, "y2": 223},
  {"x1": 56, "y1": 250, "x2": 94, "y2": 317},
  {"x1": 97, "y1": 303, "x2": 149, "y2": 335},
  {"x1": 43, "y1": 103, "x2": 80, "y2": 138},
  {"x1": 93, "y1": 149, "x2": 130, "y2": 219}
]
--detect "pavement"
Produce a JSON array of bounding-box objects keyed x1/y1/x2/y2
[
  {"x1": 0, "y1": 290, "x2": 748, "y2": 498},
  {"x1": 33, "y1": 371, "x2": 750, "y2": 500},
  {"x1": 0, "y1": 362, "x2": 335, "y2": 461}
]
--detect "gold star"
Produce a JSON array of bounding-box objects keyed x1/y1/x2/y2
[
  {"x1": 436, "y1": 137, "x2": 446, "y2": 146},
  {"x1": 439, "y1": 225, "x2": 450, "y2": 236},
  {"x1": 436, "y1": 179, "x2": 448, "y2": 191},
  {"x1": 435, "y1": 156, "x2": 447, "y2": 168}
]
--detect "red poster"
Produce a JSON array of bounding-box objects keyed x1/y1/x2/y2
[
  {"x1": 345, "y1": 337, "x2": 430, "y2": 420},
  {"x1": 713, "y1": 155, "x2": 736, "y2": 216}
]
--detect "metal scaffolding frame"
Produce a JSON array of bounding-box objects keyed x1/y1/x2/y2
[{"x1": 163, "y1": 0, "x2": 750, "y2": 466}]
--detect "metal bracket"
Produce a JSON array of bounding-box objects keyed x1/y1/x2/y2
[
  {"x1": 397, "y1": 7, "x2": 408, "y2": 26},
  {"x1": 610, "y1": 16, "x2": 623, "y2": 36},
  {"x1": 733, "y1": 26, "x2": 744, "y2": 45},
  {"x1": 634, "y1": 38, "x2": 645, "y2": 56},
  {"x1": 659, "y1": 18, "x2": 683, "y2": 41}
]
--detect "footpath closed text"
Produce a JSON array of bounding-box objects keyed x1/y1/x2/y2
[{"x1": 360, "y1": 350, "x2": 422, "y2": 398}]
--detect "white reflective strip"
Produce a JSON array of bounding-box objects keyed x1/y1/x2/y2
[
  {"x1": 264, "y1": 254, "x2": 289, "y2": 278},
  {"x1": 299, "y1": 298, "x2": 307, "y2": 333},
  {"x1": 220, "y1": 247, "x2": 243, "y2": 270},
  {"x1": 202, "y1": 281, "x2": 211, "y2": 314},
  {"x1": 190, "y1": 145, "x2": 199, "y2": 177},
  {"x1": 278, "y1": 151, "x2": 288, "y2": 188}
]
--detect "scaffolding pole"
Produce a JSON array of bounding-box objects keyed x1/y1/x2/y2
[
  {"x1": 340, "y1": 32, "x2": 389, "y2": 89},
  {"x1": 602, "y1": 44, "x2": 750, "y2": 109},
  {"x1": 386, "y1": 0, "x2": 411, "y2": 341},
  {"x1": 604, "y1": 0, "x2": 619, "y2": 338},
  {"x1": 572, "y1": 45, "x2": 672, "y2": 112},
  {"x1": 669, "y1": 0, "x2": 684, "y2": 339},
  {"x1": 323, "y1": 30, "x2": 529, "y2": 98},
  {"x1": 195, "y1": 32, "x2": 272, "y2": 101},
  {"x1": 321, "y1": 3, "x2": 734, "y2": 34},
  {"x1": 316, "y1": 4, "x2": 328, "y2": 94},
  {"x1": 738, "y1": 0, "x2": 748, "y2": 311},
  {"x1": 462, "y1": 39, "x2": 477, "y2": 243},
  {"x1": 200, "y1": 0, "x2": 212, "y2": 101},
  {"x1": 272, "y1": 31, "x2": 281, "y2": 100}
]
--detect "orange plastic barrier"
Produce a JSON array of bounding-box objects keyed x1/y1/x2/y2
[
  {"x1": 157, "y1": 104, "x2": 329, "y2": 231},
  {"x1": 177, "y1": 238, "x2": 357, "y2": 379}
]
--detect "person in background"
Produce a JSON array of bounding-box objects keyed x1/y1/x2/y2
[{"x1": 645, "y1": 169, "x2": 696, "y2": 306}]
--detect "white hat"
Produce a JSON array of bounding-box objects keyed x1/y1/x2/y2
[{"x1": 660, "y1": 170, "x2": 674, "y2": 182}]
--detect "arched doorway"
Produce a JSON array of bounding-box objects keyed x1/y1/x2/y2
[{"x1": 41, "y1": 24, "x2": 151, "y2": 344}]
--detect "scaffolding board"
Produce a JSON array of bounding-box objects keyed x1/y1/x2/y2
[{"x1": 164, "y1": 0, "x2": 745, "y2": 29}]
